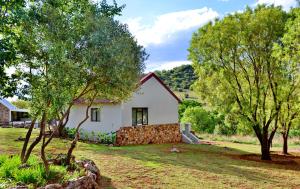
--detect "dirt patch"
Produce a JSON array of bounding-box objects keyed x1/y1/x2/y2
[
  {"x1": 199, "y1": 140, "x2": 217, "y2": 145},
  {"x1": 237, "y1": 153, "x2": 300, "y2": 166}
]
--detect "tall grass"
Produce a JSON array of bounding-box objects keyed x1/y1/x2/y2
[{"x1": 0, "y1": 154, "x2": 73, "y2": 187}]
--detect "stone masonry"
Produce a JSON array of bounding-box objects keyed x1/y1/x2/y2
[{"x1": 0, "y1": 103, "x2": 9, "y2": 123}]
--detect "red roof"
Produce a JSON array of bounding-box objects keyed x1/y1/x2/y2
[
  {"x1": 140, "y1": 72, "x2": 182, "y2": 103},
  {"x1": 76, "y1": 72, "x2": 182, "y2": 104}
]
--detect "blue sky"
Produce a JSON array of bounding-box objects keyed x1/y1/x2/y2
[{"x1": 111, "y1": 0, "x2": 298, "y2": 71}]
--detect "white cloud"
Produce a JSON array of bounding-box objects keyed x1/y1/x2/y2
[
  {"x1": 125, "y1": 7, "x2": 219, "y2": 47},
  {"x1": 147, "y1": 60, "x2": 191, "y2": 72},
  {"x1": 255, "y1": 0, "x2": 298, "y2": 11}
]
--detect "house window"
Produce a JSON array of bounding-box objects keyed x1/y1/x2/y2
[
  {"x1": 132, "y1": 108, "x2": 148, "y2": 126},
  {"x1": 91, "y1": 108, "x2": 101, "y2": 122}
]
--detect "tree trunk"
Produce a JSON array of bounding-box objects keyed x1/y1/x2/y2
[
  {"x1": 41, "y1": 135, "x2": 49, "y2": 173},
  {"x1": 261, "y1": 136, "x2": 271, "y2": 160},
  {"x1": 57, "y1": 107, "x2": 71, "y2": 137},
  {"x1": 22, "y1": 113, "x2": 46, "y2": 164},
  {"x1": 65, "y1": 102, "x2": 93, "y2": 165},
  {"x1": 21, "y1": 118, "x2": 36, "y2": 162},
  {"x1": 282, "y1": 134, "x2": 288, "y2": 155}
]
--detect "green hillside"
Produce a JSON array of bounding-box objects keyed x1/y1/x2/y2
[
  {"x1": 155, "y1": 64, "x2": 198, "y2": 100},
  {"x1": 155, "y1": 64, "x2": 197, "y2": 91}
]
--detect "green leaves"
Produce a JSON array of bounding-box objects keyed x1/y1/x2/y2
[
  {"x1": 189, "y1": 5, "x2": 300, "y2": 157},
  {"x1": 16, "y1": 0, "x2": 146, "y2": 120},
  {"x1": 0, "y1": 0, "x2": 26, "y2": 97}
]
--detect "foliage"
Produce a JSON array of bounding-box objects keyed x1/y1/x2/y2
[
  {"x1": 64, "y1": 128, "x2": 116, "y2": 144},
  {"x1": 15, "y1": 0, "x2": 146, "y2": 166},
  {"x1": 11, "y1": 99, "x2": 30, "y2": 109},
  {"x1": 181, "y1": 106, "x2": 223, "y2": 134},
  {"x1": 189, "y1": 5, "x2": 291, "y2": 160},
  {"x1": 0, "y1": 154, "x2": 70, "y2": 186},
  {"x1": 64, "y1": 128, "x2": 77, "y2": 139},
  {"x1": 178, "y1": 100, "x2": 202, "y2": 120},
  {"x1": 96, "y1": 132, "x2": 116, "y2": 144},
  {"x1": 272, "y1": 7, "x2": 300, "y2": 154},
  {"x1": 155, "y1": 65, "x2": 197, "y2": 91},
  {"x1": 0, "y1": 0, "x2": 25, "y2": 98}
]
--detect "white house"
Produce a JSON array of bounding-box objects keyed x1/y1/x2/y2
[{"x1": 66, "y1": 72, "x2": 181, "y2": 133}]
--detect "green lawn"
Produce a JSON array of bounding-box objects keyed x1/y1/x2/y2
[{"x1": 1, "y1": 128, "x2": 300, "y2": 188}]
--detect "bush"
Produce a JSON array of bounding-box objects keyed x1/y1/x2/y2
[
  {"x1": 289, "y1": 129, "x2": 300, "y2": 137},
  {"x1": 178, "y1": 100, "x2": 202, "y2": 120},
  {"x1": 0, "y1": 155, "x2": 69, "y2": 187},
  {"x1": 214, "y1": 123, "x2": 237, "y2": 136},
  {"x1": 64, "y1": 127, "x2": 77, "y2": 139},
  {"x1": 182, "y1": 106, "x2": 216, "y2": 133},
  {"x1": 96, "y1": 132, "x2": 116, "y2": 144}
]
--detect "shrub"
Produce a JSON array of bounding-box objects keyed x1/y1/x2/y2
[
  {"x1": 96, "y1": 132, "x2": 116, "y2": 144},
  {"x1": 178, "y1": 100, "x2": 202, "y2": 120},
  {"x1": 0, "y1": 155, "x2": 21, "y2": 178},
  {"x1": 0, "y1": 155, "x2": 70, "y2": 187},
  {"x1": 14, "y1": 164, "x2": 45, "y2": 185},
  {"x1": 182, "y1": 106, "x2": 216, "y2": 133},
  {"x1": 0, "y1": 155, "x2": 7, "y2": 166},
  {"x1": 64, "y1": 128, "x2": 77, "y2": 139}
]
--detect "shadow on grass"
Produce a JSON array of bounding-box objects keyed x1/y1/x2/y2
[
  {"x1": 81, "y1": 143, "x2": 300, "y2": 185},
  {"x1": 100, "y1": 175, "x2": 116, "y2": 189}
]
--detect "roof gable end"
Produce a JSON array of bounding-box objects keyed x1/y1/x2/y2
[{"x1": 140, "y1": 72, "x2": 182, "y2": 103}]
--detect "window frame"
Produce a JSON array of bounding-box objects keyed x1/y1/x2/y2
[
  {"x1": 132, "y1": 107, "x2": 148, "y2": 126},
  {"x1": 91, "y1": 108, "x2": 101, "y2": 122}
]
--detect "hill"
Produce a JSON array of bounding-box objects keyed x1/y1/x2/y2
[{"x1": 155, "y1": 64, "x2": 197, "y2": 92}]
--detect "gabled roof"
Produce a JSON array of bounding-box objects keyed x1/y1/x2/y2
[
  {"x1": 140, "y1": 72, "x2": 182, "y2": 103},
  {"x1": 0, "y1": 99, "x2": 18, "y2": 110},
  {"x1": 0, "y1": 99, "x2": 28, "y2": 112}
]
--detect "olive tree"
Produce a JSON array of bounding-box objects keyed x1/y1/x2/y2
[
  {"x1": 273, "y1": 7, "x2": 300, "y2": 154},
  {"x1": 17, "y1": 0, "x2": 146, "y2": 171},
  {"x1": 189, "y1": 5, "x2": 289, "y2": 160}
]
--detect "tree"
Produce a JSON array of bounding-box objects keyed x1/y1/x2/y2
[
  {"x1": 155, "y1": 65, "x2": 197, "y2": 91},
  {"x1": 0, "y1": 0, "x2": 25, "y2": 97},
  {"x1": 273, "y1": 7, "x2": 300, "y2": 154},
  {"x1": 11, "y1": 99, "x2": 30, "y2": 109},
  {"x1": 17, "y1": 0, "x2": 147, "y2": 170},
  {"x1": 189, "y1": 5, "x2": 289, "y2": 160}
]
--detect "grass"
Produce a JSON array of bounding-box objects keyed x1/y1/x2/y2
[
  {"x1": 0, "y1": 128, "x2": 300, "y2": 188},
  {"x1": 0, "y1": 154, "x2": 77, "y2": 188},
  {"x1": 174, "y1": 90, "x2": 199, "y2": 101},
  {"x1": 198, "y1": 133, "x2": 300, "y2": 148}
]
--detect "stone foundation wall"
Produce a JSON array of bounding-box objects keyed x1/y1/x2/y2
[
  {"x1": 0, "y1": 103, "x2": 9, "y2": 123},
  {"x1": 116, "y1": 123, "x2": 182, "y2": 146}
]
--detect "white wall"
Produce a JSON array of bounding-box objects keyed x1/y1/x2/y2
[
  {"x1": 66, "y1": 104, "x2": 122, "y2": 133},
  {"x1": 121, "y1": 77, "x2": 179, "y2": 126},
  {"x1": 66, "y1": 76, "x2": 179, "y2": 133}
]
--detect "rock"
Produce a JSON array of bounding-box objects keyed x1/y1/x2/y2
[
  {"x1": 38, "y1": 158, "x2": 101, "y2": 189},
  {"x1": 44, "y1": 184, "x2": 63, "y2": 189},
  {"x1": 65, "y1": 176, "x2": 100, "y2": 189},
  {"x1": 10, "y1": 185, "x2": 28, "y2": 189},
  {"x1": 15, "y1": 136, "x2": 26, "y2": 141},
  {"x1": 170, "y1": 147, "x2": 180, "y2": 153},
  {"x1": 18, "y1": 164, "x2": 30, "y2": 169}
]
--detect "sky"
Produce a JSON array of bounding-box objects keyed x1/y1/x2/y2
[{"x1": 108, "y1": 0, "x2": 298, "y2": 72}]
